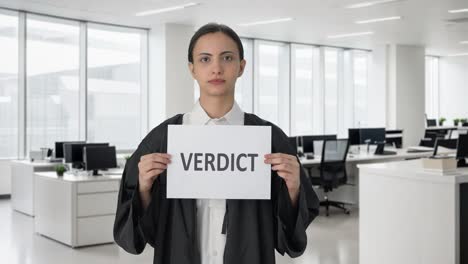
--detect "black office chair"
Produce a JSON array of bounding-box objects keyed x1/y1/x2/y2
[
  {"x1": 419, "y1": 131, "x2": 445, "y2": 147},
  {"x1": 433, "y1": 138, "x2": 458, "y2": 156},
  {"x1": 309, "y1": 139, "x2": 350, "y2": 216}
]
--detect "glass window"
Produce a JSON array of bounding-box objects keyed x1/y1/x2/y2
[
  {"x1": 26, "y1": 15, "x2": 80, "y2": 152},
  {"x1": 353, "y1": 50, "x2": 370, "y2": 127},
  {"x1": 255, "y1": 41, "x2": 290, "y2": 134},
  {"x1": 324, "y1": 48, "x2": 339, "y2": 134},
  {"x1": 0, "y1": 11, "x2": 18, "y2": 158},
  {"x1": 87, "y1": 24, "x2": 146, "y2": 150},
  {"x1": 291, "y1": 44, "x2": 317, "y2": 136}
]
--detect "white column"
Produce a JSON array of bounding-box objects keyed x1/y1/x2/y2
[
  {"x1": 148, "y1": 23, "x2": 194, "y2": 129},
  {"x1": 387, "y1": 44, "x2": 426, "y2": 147}
]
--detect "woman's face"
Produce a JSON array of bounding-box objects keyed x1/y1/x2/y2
[{"x1": 189, "y1": 32, "x2": 246, "y2": 99}]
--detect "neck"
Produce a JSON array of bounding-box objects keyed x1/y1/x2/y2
[{"x1": 199, "y1": 94, "x2": 235, "y2": 119}]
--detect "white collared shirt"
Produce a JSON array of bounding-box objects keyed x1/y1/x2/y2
[{"x1": 182, "y1": 100, "x2": 244, "y2": 264}]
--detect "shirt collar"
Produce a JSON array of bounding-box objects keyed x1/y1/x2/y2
[{"x1": 189, "y1": 100, "x2": 244, "y2": 125}]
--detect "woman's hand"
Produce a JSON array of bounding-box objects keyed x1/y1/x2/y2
[
  {"x1": 138, "y1": 153, "x2": 171, "y2": 209},
  {"x1": 264, "y1": 153, "x2": 301, "y2": 207}
]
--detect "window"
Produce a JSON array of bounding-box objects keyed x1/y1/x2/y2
[
  {"x1": 353, "y1": 51, "x2": 370, "y2": 127},
  {"x1": 0, "y1": 11, "x2": 18, "y2": 158},
  {"x1": 425, "y1": 56, "x2": 439, "y2": 119},
  {"x1": 291, "y1": 44, "x2": 317, "y2": 136},
  {"x1": 26, "y1": 15, "x2": 80, "y2": 152},
  {"x1": 324, "y1": 48, "x2": 339, "y2": 134},
  {"x1": 87, "y1": 24, "x2": 146, "y2": 150},
  {"x1": 254, "y1": 41, "x2": 290, "y2": 134},
  {"x1": 235, "y1": 38, "x2": 254, "y2": 113}
]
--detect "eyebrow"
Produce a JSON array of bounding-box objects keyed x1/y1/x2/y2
[{"x1": 197, "y1": 51, "x2": 235, "y2": 57}]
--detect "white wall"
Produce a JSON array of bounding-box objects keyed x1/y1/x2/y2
[
  {"x1": 0, "y1": 160, "x2": 12, "y2": 195},
  {"x1": 439, "y1": 57, "x2": 468, "y2": 123}
]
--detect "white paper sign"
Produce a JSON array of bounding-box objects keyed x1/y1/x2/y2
[{"x1": 167, "y1": 125, "x2": 271, "y2": 199}]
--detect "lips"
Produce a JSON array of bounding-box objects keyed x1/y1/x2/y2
[{"x1": 208, "y1": 79, "x2": 226, "y2": 85}]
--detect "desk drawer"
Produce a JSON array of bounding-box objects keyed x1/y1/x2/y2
[
  {"x1": 76, "y1": 215, "x2": 115, "y2": 246},
  {"x1": 77, "y1": 192, "x2": 118, "y2": 217},
  {"x1": 77, "y1": 181, "x2": 120, "y2": 194}
]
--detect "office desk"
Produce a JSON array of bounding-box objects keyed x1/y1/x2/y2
[
  {"x1": 34, "y1": 172, "x2": 121, "y2": 248},
  {"x1": 300, "y1": 147, "x2": 437, "y2": 166},
  {"x1": 358, "y1": 159, "x2": 468, "y2": 264},
  {"x1": 10, "y1": 160, "x2": 58, "y2": 216},
  {"x1": 300, "y1": 147, "x2": 454, "y2": 205}
]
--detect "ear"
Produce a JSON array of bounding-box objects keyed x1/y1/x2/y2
[
  {"x1": 188, "y1": 62, "x2": 196, "y2": 79},
  {"x1": 238, "y1": 59, "x2": 246, "y2": 77}
]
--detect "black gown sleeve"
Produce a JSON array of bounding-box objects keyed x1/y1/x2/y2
[
  {"x1": 272, "y1": 128, "x2": 320, "y2": 258},
  {"x1": 113, "y1": 141, "x2": 159, "y2": 254}
]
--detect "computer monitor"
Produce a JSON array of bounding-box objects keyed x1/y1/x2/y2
[
  {"x1": 302, "y1": 135, "x2": 337, "y2": 153},
  {"x1": 360, "y1": 128, "x2": 386, "y2": 144},
  {"x1": 456, "y1": 134, "x2": 468, "y2": 167},
  {"x1": 348, "y1": 129, "x2": 362, "y2": 145},
  {"x1": 84, "y1": 146, "x2": 117, "y2": 175},
  {"x1": 64, "y1": 143, "x2": 109, "y2": 168},
  {"x1": 55, "y1": 141, "x2": 85, "y2": 158},
  {"x1": 426, "y1": 119, "x2": 437, "y2": 127}
]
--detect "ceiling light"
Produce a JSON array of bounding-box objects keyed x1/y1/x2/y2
[
  {"x1": 448, "y1": 8, "x2": 468, "y2": 14},
  {"x1": 355, "y1": 16, "x2": 402, "y2": 24},
  {"x1": 238, "y1": 17, "x2": 294, "y2": 27},
  {"x1": 460, "y1": 41, "x2": 468, "y2": 44},
  {"x1": 346, "y1": 0, "x2": 403, "y2": 9},
  {"x1": 447, "y1": 53, "x2": 468, "y2": 57},
  {"x1": 327, "y1": 31, "x2": 374, "y2": 39},
  {"x1": 136, "y1": 2, "x2": 199, "y2": 16}
]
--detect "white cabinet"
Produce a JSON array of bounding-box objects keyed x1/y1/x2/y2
[
  {"x1": 34, "y1": 172, "x2": 121, "y2": 247},
  {"x1": 11, "y1": 160, "x2": 57, "y2": 216}
]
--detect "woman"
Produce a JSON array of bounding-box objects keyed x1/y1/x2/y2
[{"x1": 114, "y1": 23, "x2": 319, "y2": 264}]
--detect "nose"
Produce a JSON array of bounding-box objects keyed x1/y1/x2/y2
[{"x1": 211, "y1": 58, "x2": 223, "y2": 75}]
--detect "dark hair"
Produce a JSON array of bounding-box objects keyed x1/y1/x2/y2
[{"x1": 188, "y1": 23, "x2": 244, "y2": 63}]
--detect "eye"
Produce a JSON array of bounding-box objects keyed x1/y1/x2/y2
[
  {"x1": 224, "y1": 55, "x2": 233, "y2": 61},
  {"x1": 200, "y1": 57, "x2": 210, "y2": 63}
]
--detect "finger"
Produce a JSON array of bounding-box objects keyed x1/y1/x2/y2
[
  {"x1": 272, "y1": 163, "x2": 291, "y2": 172},
  {"x1": 143, "y1": 169, "x2": 165, "y2": 180},
  {"x1": 264, "y1": 153, "x2": 296, "y2": 162},
  {"x1": 142, "y1": 162, "x2": 167, "y2": 172},
  {"x1": 141, "y1": 153, "x2": 172, "y2": 161},
  {"x1": 150, "y1": 155, "x2": 172, "y2": 164},
  {"x1": 265, "y1": 157, "x2": 297, "y2": 165},
  {"x1": 276, "y1": 171, "x2": 292, "y2": 179}
]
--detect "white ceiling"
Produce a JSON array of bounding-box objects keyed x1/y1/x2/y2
[{"x1": 1, "y1": 0, "x2": 468, "y2": 56}]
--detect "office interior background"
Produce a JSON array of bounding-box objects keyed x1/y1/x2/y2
[{"x1": 1, "y1": 0, "x2": 468, "y2": 263}]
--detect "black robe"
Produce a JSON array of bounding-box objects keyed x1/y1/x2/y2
[{"x1": 113, "y1": 112, "x2": 320, "y2": 264}]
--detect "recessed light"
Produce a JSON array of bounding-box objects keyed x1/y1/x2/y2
[
  {"x1": 448, "y1": 8, "x2": 468, "y2": 14},
  {"x1": 327, "y1": 31, "x2": 374, "y2": 39},
  {"x1": 346, "y1": 0, "x2": 403, "y2": 9},
  {"x1": 447, "y1": 53, "x2": 468, "y2": 57},
  {"x1": 136, "y1": 2, "x2": 199, "y2": 16},
  {"x1": 238, "y1": 17, "x2": 294, "y2": 27},
  {"x1": 460, "y1": 41, "x2": 468, "y2": 44},
  {"x1": 355, "y1": 16, "x2": 402, "y2": 24}
]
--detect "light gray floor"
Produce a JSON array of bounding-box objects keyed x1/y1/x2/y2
[{"x1": 0, "y1": 199, "x2": 358, "y2": 264}]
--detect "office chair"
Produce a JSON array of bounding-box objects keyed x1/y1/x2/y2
[
  {"x1": 309, "y1": 139, "x2": 350, "y2": 216},
  {"x1": 419, "y1": 131, "x2": 445, "y2": 148},
  {"x1": 463, "y1": 123, "x2": 468, "y2": 127},
  {"x1": 426, "y1": 119, "x2": 437, "y2": 127},
  {"x1": 433, "y1": 138, "x2": 458, "y2": 156}
]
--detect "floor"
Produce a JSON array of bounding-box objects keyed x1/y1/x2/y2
[{"x1": 0, "y1": 199, "x2": 358, "y2": 264}]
